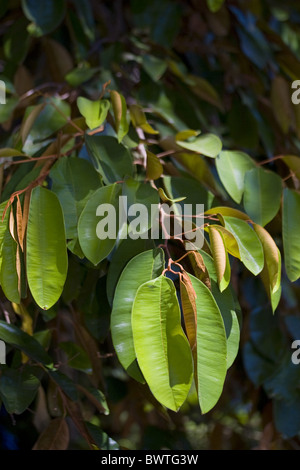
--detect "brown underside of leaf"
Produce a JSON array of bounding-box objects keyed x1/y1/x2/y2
[{"x1": 188, "y1": 251, "x2": 211, "y2": 289}]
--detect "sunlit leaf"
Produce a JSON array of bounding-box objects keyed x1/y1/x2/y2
[
  {"x1": 78, "y1": 183, "x2": 121, "y2": 265},
  {"x1": 77, "y1": 97, "x2": 110, "y2": 130},
  {"x1": 282, "y1": 188, "x2": 300, "y2": 282},
  {"x1": 111, "y1": 248, "x2": 164, "y2": 383},
  {"x1": 177, "y1": 134, "x2": 222, "y2": 158},
  {"x1": 216, "y1": 150, "x2": 255, "y2": 203},
  {"x1": 132, "y1": 275, "x2": 193, "y2": 411},
  {"x1": 243, "y1": 167, "x2": 282, "y2": 226},
  {"x1": 26, "y1": 186, "x2": 68, "y2": 310},
  {"x1": 223, "y1": 216, "x2": 264, "y2": 275},
  {"x1": 188, "y1": 274, "x2": 227, "y2": 413}
]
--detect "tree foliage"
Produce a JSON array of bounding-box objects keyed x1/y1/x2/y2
[{"x1": 0, "y1": 0, "x2": 300, "y2": 450}]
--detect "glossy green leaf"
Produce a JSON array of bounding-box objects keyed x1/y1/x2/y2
[
  {"x1": 50, "y1": 156, "x2": 101, "y2": 240},
  {"x1": 215, "y1": 150, "x2": 255, "y2": 203},
  {"x1": 111, "y1": 248, "x2": 164, "y2": 382},
  {"x1": 59, "y1": 342, "x2": 92, "y2": 373},
  {"x1": 0, "y1": 230, "x2": 20, "y2": 304},
  {"x1": 173, "y1": 152, "x2": 217, "y2": 190},
  {"x1": 177, "y1": 133, "x2": 222, "y2": 158},
  {"x1": 78, "y1": 183, "x2": 121, "y2": 265},
  {"x1": 85, "y1": 134, "x2": 134, "y2": 185},
  {"x1": 211, "y1": 283, "x2": 240, "y2": 369},
  {"x1": 77, "y1": 97, "x2": 110, "y2": 130},
  {"x1": 85, "y1": 422, "x2": 119, "y2": 450},
  {"x1": 243, "y1": 167, "x2": 282, "y2": 226},
  {"x1": 26, "y1": 186, "x2": 68, "y2": 310},
  {"x1": 122, "y1": 177, "x2": 160, "y2": 236},
  {"x1": 202, "y1": 250, "x2": 241, "y2": 368},
  {"x1": 132, "y1": 275, "x2": 193, "y2": 411},
  {"x1": 223, "y1": 216, "x2": 264, "y2": 275},
  {"x1": 22, "y1": 0, "x2": 66, "y2": 36},
  {"x1": 205, "y1": 206, "x2": 249, "y2": 221},
  {"x1": 0, "y1": 320, "x2": 52, "y2": 365},
  {"x1": 106, "y1": 238, "x2": 155, "y2": 305},
  {"x1": 0, "y1": 366, "x2": 40, "y2": 414},
  {"x1": 22, "y1": 98, "x2": 70, "y2": 155},
  {"x1": 188, "y1": 274, "x2": 227, "y2": 413},
  {"x1": 282, "y1": 188, "x2": 300, "y2": 282},
  {"x1": 164, "y1": 176, "x2": 214, "y2": 211}
]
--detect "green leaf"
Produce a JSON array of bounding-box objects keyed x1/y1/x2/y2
[
  {"x1": 243, "y1": 167, "x2": 282, "y2": 226},
  {"x1": 72, "y1": 0, "x2": 95, "y2": 42},
  {"x1": 59, "y1": 342, "x2": 92, "y2": 373},
  {"x1": 85, "y1": 423, "x2": 119, "y2": 450},
  {"x1": 202, "y1": 249, "x2": 241, "y2": 369},
  {"x1": 146, "y1": 151, "x2": 163, "y2": 180},
  {"x1": 188, "y1": 274, "x2": 227, "y2": 413},
  {"x1": 0, "y1": 320, "x2": 52, "y2": 365},
  {"x1": 0, "y1": 366, "x2": 40, "y2": 414},
  {"x1": 210, "y1": 283, "x2": 240, "y2": 369},
  {"x1": 223, "y1": 216, "x2": 264, "y2": 275},
  {"x1": 111, "y1": 248, "x2": 165, "y2": 383},
  {"x1": 205, "y1": 206, "x2": 249, "y2": 221},
  {"x1": 26, "y1": 186, "x2": 68, "y2": 310},
  {"x1": 0, "y1": 230, "x2": 20, "y2": 304},
  {"x1": 177, "y1": 133, "x2": 222, "y2": 158},
  {"x1": 215, "y1": 150, "x2": 255, "y2": 203},
  {"x1": 122, "y1": 177, "x2": 160, "y2": 236},
  {"x1": 142, "y1": 55, "x2": 167, "y2": 81},
  {"x1": 77, "y1": 97, "x2": 110, "y2": 130},
  {"x1": 110, "y1": 91, "x2": 129, "y2": 142},
  {"x1": 206, "y1": 0, "x2": 224, "y2": 13},
  {"x1": 50, "y1": 156, "x2": 102, "y2": 240},
  {"x1": 48, "y1": 370, "x2": 78, "y2": 401},
  {"x1": 163, "y1": 176, "x2": 214, "y2": 211},
  {"x1": 22, "y1": 0, "x2": 66, "y2": 36},
  {"x1": 282, "y1": 155, "x2": 300, "y2": 180},
  {"x1": 132, "y1": 275, "x2": 193, "y2": 411},
  {"x1": 22, "y1": 98, "x2": 70, "y2": 155},
  {"x1": 4, "y1": 17, "x2": 30, "y2": 64},
  {"x1": 85, "y1": 134, "x2": 134, "y2": 185},
  {"x1": 202, "y1": 250, "x2": 242, "y2": 369},
  {"x1": 206, "y1": 0, "x2": 225, "y2": 12},
  {"x1": 106, "y1": 238, "x2": 155, "y2": 305},
  {"x1": 78, "y1": 183, "x2": 121, "y2": 265},
  {"x1": 282, "y1": 188, "x2": 300, "y2": 282},
  {"x1": 129, "y1": 105, "x2": 159, "y2": 135}
]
